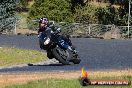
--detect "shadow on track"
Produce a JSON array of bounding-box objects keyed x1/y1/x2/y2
[{"x1": 28, "y1": 63, "x2": 65, "y2": 66}]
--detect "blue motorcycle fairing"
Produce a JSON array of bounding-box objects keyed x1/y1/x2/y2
[
  {"x1": 39, "y1": 32, "x2": 70, "y2": 50},
  {"x1": 56, "y1": 36, "x2": 70, "y2": 50}
]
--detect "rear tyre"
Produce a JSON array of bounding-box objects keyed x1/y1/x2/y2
[{"x1": 47, "y1": 50, "x2": 54, "y2": 59}]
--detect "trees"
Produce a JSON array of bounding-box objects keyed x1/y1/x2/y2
[
  {"x1": 74, "y1": 4, "x2": 98, "y2": 24},
  {"x1": 28, "y1": 0, "x2": 73, "y2": 22},
  {"x1": 96, "y1": 6, "x2": 119, "y2": 25},
  {"x1": 16, "y1": 0, "x2": 30, "y2": 12},
  {"x1": 71, "y1": 0, "x2": 86, "y2": 13},
  {"x1": 0, "y1": 0, "x2": 17, "y2": 32},
  {"x1": 27, "y1": 0, "x2": 131, "y2": 26}
]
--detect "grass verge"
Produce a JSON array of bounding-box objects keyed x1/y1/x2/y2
[
  {"x1": 0, "y1": 47, "x2": 47, "y2": 67},
  {"x1": 5, "y1": 76, "x2": 132, "y2": 88},
  {"x1": 0, "y1": 70, "x2": 132, "y2": 88}
]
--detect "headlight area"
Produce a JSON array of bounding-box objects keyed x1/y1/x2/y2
[{"x1": 44, "y1": 38, "x2": 50, "y2": 45}]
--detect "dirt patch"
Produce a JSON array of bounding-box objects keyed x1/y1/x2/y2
[{"x1": 0, "y1": 69, "x2": 132, "y2": 87}]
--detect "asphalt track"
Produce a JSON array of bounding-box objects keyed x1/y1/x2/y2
[{"x1": 0, "y1": 35, "x2": 132, "y2": 73}]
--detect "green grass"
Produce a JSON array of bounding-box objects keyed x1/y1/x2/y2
[
  {"x1": 5, "y1": 76, "x2": 132, "y2": 88},
  {"x1": 0, "y1": 47, "x2": 47, "y2": 67}
]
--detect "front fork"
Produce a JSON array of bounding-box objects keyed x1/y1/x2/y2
[{"x1": 68, "y1": 46, "x2": 79, "y2": 58}]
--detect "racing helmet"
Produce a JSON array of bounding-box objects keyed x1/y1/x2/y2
[{"x1": 39, "y1": 17, "x2": 49, "y2": 24}]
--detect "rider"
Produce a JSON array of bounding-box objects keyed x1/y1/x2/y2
[
  {"x1": 38, "y1": 17, "x2": 59, "y2": 49},
  {"x1": 38, "y1": 17, "x2": 72, "y2": 50},
  {"x1": 38, "y1": 17, "x2": 76, "y2": 59}
]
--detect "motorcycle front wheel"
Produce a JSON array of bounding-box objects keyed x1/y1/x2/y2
[
  {"x1": 52, "y1": 46, "x2": 71, "y2": 65},
  {"x1": 52, "y1": 46, "x2": 81, "y2": 65}
]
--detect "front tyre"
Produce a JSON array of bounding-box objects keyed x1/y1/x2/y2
[
  {"x1": 71, "y1": 57, "x2": 81, "y2": 64},
  {"x1": 52, "y1": 46, "x2": 71, "y2": 65}
]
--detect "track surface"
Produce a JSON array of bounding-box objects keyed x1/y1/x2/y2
[{"x1": 0, "y1": 35, "x2": 132, "y2": 73}]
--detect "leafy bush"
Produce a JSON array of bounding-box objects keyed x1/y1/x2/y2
[
  {"x1": 96, "y1": 6, "x2": 117, "y2": 24},
  {"x1": 28, "y1": 0, "x2": 73, "y2": 22},
  {"x1": 74, "y1": 4, "x2": 98, "y2": 24},
  {"x1": 26, "y1": 0, "x2": 131, "y2": 31}
]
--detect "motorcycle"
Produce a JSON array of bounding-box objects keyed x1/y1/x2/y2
[{"x1": 39, "y1": 28, "x2": 81, "y2": 65}]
